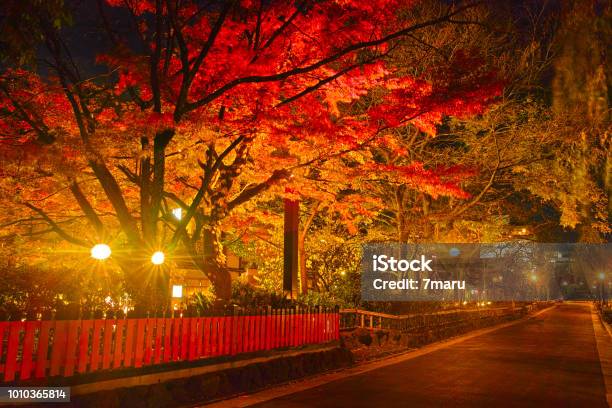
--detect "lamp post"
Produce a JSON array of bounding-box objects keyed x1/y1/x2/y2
[
  {"x1": 151, "y1": 251, "x2": 165, "y2": 265},
  {"x1": 598, "y1": 272, "x2": 606, "y2": 306},
  {"x1": 530, "y1": 274, "x2": 538, "y2": 300}
]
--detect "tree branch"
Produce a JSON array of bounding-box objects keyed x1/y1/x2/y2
[
  {"x1": 69, "y1": 181, "x2": 105, "y2": 237},
  {"x1": 23, "y1": 203, "x2": 89, "y2": 247},
  {"x1": 185, "y1": 2, "x2": 482, "y2": 112},
  {"x1": 226, "y1": 168, "x2": 291, "y2": 212}
]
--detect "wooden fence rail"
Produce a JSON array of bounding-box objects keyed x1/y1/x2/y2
[
  {"x1": 339, "y1": 303, "x2": 554, "y2": 332},
  {"x1": 0, "y1": 309, "x2": 339, "y2": 383}
]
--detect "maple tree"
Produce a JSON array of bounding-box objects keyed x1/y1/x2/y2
[
  {"x1": 0, "y1": 0, "x2": 502, "y2": 312},
  {"x1": 225, "y1": 0, "x2": 610, "y2": 301}
]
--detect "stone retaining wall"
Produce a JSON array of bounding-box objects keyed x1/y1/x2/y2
[
  {"x1": 71, "y1": 347, "x2": 353, "y2": 407},
  {"x1": 343, "y1": 305, "x2": 552, "y2": 362}
]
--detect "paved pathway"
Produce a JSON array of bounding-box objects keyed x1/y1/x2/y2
[{"x1": 219, "y1": 304, "x2": 610, "y2": 407}]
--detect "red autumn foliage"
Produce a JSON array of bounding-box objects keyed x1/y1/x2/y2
[{"x1": 0, "y1": 0, "x2": 502, "y2": 308}]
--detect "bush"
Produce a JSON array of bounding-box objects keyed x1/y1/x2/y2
[
  {"x1": 189, "y1": 289, "x2": 216, "y2": 315},
  {"x1": 297, "y1": 291, "x2": 342, "y2": 309},
  {"x1": 230, "y1": 279, "x2": 293, "y2": 309}
]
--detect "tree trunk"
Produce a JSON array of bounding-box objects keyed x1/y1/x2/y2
[
  {"x1": 298, "y1": 236, "x2": 308, "y2": 294},
  {"x1": 203, "y1": 225, "x2": 232, "y2": 302},
  {"x1": 298, "y1": 201, "x2": 321, "y2": 295}
]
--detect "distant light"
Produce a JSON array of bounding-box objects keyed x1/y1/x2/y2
[
  {"x1": 531, "y1": 274, "x2": 537, "y2": 282},
  {"x1": 340, "y1": 271, "x2": 346, "y2": 276},
  {"x1": 598, "y1": 272, "x2": 605, "y2": 281},
  {"x1": 172, "y1": 285, "x2": 183, "y2": 298},
  {"x1": 462, "y1": 301, "x2": 468, "y2": 305},
  {"x1": 91, "y1": 244, "x2": 111, "y2": 260},
  {"x1": 151, "y1": 251, "x2": 165, "y2": 265},
  {"x1": 562, "y1": 281, "x2": 568, "y2": 286},
  {"x1": 172, "y1": 208, "x2": 182, "y2": 220},
  {"x1": 487, "y1": 301, "x2": 491, "y2": 305}
]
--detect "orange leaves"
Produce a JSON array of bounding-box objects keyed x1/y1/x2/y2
[
  {"x1": 0, "y1": 0, "x2": 507, "y2": 258},
  {"x1": 361, "y1": 162, "x2": 473, "y2": 199}
]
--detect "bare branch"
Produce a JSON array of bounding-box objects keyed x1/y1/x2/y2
[{"x1": 23, "y1": 203, "x2": 89, "y2": 247}]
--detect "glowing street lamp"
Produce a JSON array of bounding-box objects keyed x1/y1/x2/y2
[
  {"x1": 91, "y1": 244, "x2": 111, "y2": 260},
  {"x1": 598, "y1": 272, "x2": 606, "y2": 281},
  {"x1": 151, "y1": 251, "x2": 165, "y2": 265},
  {"x1": 530, "y1": 274, "x2": 537, "y2": 282}
]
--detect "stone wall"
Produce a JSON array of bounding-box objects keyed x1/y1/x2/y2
[{"x1": 71, "y1": 347, "x2": 353, "y2": 407}]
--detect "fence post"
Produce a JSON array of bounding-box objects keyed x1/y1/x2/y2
[
  {"x1": 287, "y1": 308, "x2": 293, "y2": 347},
  {"x1": 317, "y1": 306, "x2": 322, "y2": 343},
  {"x1": 101, "y1": 319, "x2": 115, "y2": 370},
  {"x1": 323, "y1": 307, "x2": 328, "y2": 341},
  {"x1": 134, "y1": 318, "x2": 147, "y2": 367},
  {"x1": 230, "y1": 308, "x2": 236, "y2": 356},
  {"x1": 273, "y1": 306, "x2": 278, "y2": 350},
  {"x1": 274, "y1": 309, "x2": 283, "y2": 348},
  {"x1": 154, "y1": 318, "x2": 164, "y2": 364},
  {"x1": 63, "y1": 320, "x2": 80, "y2": 377},
  {"x1": 266, "y1": 306, "x2": 272, "y2": 350},
  {"x1": 115, "y1": 318, "x2": 127, "y2": 368},
  {"x1": 171, "y1": 317, "x2": 181, "y2": 361},
  {"x1": 5, "y1": 322, "x2": 24, "y2": 381},
  {"x1": 335, "y1": 306, "x2": 340, "y2": 340},
  {"x1": 254, "y1": 308, "x2": 261, "y2": 352},
  {"x1": 284, "y1": 308, "x2": 290, "y2": 347},
  {"x1": 298, "y1": 306, "x2": 303, "y2": 346},
  {"x1": 306, "y1": 306, "x2": 314, "y2": 344},
  {"x1": 19, "y1": 321, "x2": 38, "y2": 381},
  {"x1": 294, "y1": 306, "x2": 299, "y2": 346},
  {"x1": 163, "y1": 317, "x2": 173, "y2": 363}
]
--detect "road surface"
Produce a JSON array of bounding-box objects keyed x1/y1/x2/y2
[{"x1": 244, "y1": 303, "x2": 610, "y2": 407}]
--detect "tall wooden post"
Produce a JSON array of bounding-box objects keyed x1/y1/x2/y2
[{"x1": 283, "y1": 199, "x2": 299, "y2": 298}]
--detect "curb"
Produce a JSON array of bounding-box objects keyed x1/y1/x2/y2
[{"x1": 590, "y1": 304, "x2": 612, "y2": 407}]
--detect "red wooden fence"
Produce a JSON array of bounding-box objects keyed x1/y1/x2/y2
[{"x1": 0, "y1": 309, "x2": 339, "y2": 383}]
